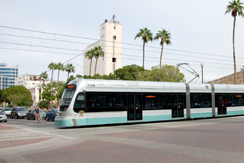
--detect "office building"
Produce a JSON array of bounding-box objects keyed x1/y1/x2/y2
[{"x1": 0, "y1": 63, "x2": 18, "y2": 89}]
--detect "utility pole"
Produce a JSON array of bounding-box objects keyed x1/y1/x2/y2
[{"x1": 201, "y1": 62, "x2": 204, "y2": 83}]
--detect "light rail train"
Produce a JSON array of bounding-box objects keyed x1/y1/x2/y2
[{"x1": 55, "y1": 79, "x2": 244, "y2": 127}]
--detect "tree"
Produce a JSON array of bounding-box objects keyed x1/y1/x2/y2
[
  {"x1": 134, "y1": 28, "x2": 153, "y2": 68},
  {"x1": 56, "y1": 62, "x2": 64, "y2": 81},
  {"x1": 71, "y1": 63, "x2": 185, "y2": 82},
  {"x1": 85, "y1": 49, "x2": 94, "y2": 76},
  {"x1": 82, "y1": 75, "x2": 93, "y2": 79},
  {"x1": 76, "y1": 74, "x2": 83, "y2": 78},
  {"x1": 107, "y1": 73, "x2": 116, "y2": 80},
  {"x1": 92, "y1": 74, "x2": 104, "y2": 79},
  {"x1": 137, "y1": 69, "x2": 152, "y2": 81},
  {"x1": 154, "y1": 28, "x2": 171, "y2": 69},
  {"x1": 114, "y1": 64, "x2": 144, "y2": 80},
  {"x1": 39, "y1": 71, "x2": 48, "y2": 85},
  {"x1": 151, "y1": 65, "x2": 185, "y2": 82},
  {"x1": 41, "y1": 81, "x2": 64, "y2": 109},
  {"x1": 65, "y1": 63, "x2": 75, "y2": 79},
  {"x1": 0, "y1": 89, "x2": 3, "y2": 103},
  {"x1": 48, "y1": 62, "x2": 56, "y2": 82},
  {"x1": 38, "y1": 100, "x2": 48, "y2": 109},
  {"x1": 65, "y1": 75, "x2": 76, "y2": 85},
  {"x1": 225, "y1": 0, "x2": 244, "y2": 84},
  {"x1": 93, "y1": 46, "x2": 104, "y2": 74},
  {"x1": 2, "y1": 85, "x2": 33, "y2": 106}
]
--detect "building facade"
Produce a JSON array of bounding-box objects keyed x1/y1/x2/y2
[
  {"x1": 83, "y1": 15, "x2": 122, "y2": 76},
  {"x1": 16, "y1": 74, "x2": 50, "y2": 106},
  {"x1": 0, "y1": 63, "x2": 18, "y2": 89}
]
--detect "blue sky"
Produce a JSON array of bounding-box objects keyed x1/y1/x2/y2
[{"x1": 1, "y1": 0, "x2": 244, "y2": 83}]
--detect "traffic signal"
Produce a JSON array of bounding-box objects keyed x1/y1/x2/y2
[
  {"x1": 3, "y1": 102, "x2": 5, "y2": 106},
  {"x1": 55, "y1": 98, "x2": 57, "y2": 104}
]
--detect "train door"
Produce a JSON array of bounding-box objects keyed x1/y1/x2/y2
[
  {"x1": 217, "y1": 94, "x2": 227, "y2": 115},
  {"x1": 172, "y1": 94, "x2": 184, "y2": 118},
  {"x1": 127, "y1": 95, "x2": 142, "y2": 121}
]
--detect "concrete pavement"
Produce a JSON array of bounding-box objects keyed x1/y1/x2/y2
[{"x1": 1, "y1": 116, "x2": 244, "y2": 162}]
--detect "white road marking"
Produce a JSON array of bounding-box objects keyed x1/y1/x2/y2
[{"x1": 23, "y1": 128, "x2": 77, "y2": 140}]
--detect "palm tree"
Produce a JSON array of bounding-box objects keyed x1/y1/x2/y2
[
  {"x1": 65, "y1": 63, "x2": 75, "y2": 79},
  {"x1": 39, "y1": 71, "x2": 48, "y2": 86},
  {"x1": 85, "y1": 49, "x2": 94, "y2": 76},
  {"x1": 48, "y1": 62, "x2": 56, "y2": 82},
  {"x1": 134, "y1": 28, "x2": 153, "y2": 68},
  {"x1": 154, "y1": 28, "x2": 171, "y2": 70},
  {"x1": 56, "y1": 62, "x2": 64, "y2": 81},
  {"x1": 225, "y1": 0, "x2": 244, "y2": 84},
  {"x1": 93, "y1": 46, "x2": 104, "y2": 74}
]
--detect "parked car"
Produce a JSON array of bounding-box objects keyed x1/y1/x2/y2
[
  {"x1": 26, "y1": 109, "x2": 46, "y2": 120},
  {"x1": 10, "y1": 107, "x2": 28, "y2": 119},
  {"x1": 0, "y1": 111, "x2": 7, "y2": 122},
  {"x1": 3, "y1": 108, "x2": 13, "y2": 117},
  {"x1": 46, "y1": 108, "x2": 58, "y2": 121}
]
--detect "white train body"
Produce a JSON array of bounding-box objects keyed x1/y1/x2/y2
[{"x1": 55, "y1": 79, "x2": 244, "y2": 127}]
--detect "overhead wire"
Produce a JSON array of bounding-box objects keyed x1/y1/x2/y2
[
  {"x1": 0, "y1": 40, "x2": 241, "y2": 66},
  {"x1": 0, "y1": 25, "x2": 237, "y2": 59},
  {"x1": 0, "y1": 25, "x2": 241, "y2": 75},
  {"x1": 1, "y1": 29, "x2": 241, "y2": 69},
  {"x1": 0, "y1": 32, "x2": 239, "y2": 63},
  {"x1": 0, "y1": 46, "x2": 241, "y2": 69}
]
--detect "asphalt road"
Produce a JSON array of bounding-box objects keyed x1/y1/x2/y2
[
  {"x1": 5, "y1": 117, "x2": 56, "y2": 128},
  {"x1": 1, "y1": 116, "x2": 244, "y2": 163}
]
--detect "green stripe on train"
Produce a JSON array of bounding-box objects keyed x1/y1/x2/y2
[
  {"x1": 86, "y1": 117, "x2": 127, "y2": 125},
  {"x1": 56, "y1": 110, "x2": 244, "y2": 127},
  {"x1": 55, "y1": 119, "x2": 74, "y2": 127}
]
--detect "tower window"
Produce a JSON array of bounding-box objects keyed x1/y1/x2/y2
[
  {"x1": 114, "y1": 26, "x2": 116, "y2": 29},
  {"x1": 113, "y1": 36, "x2": 116, "y2": 40}
]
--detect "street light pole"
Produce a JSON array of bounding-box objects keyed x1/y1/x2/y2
[{"x1": 201, "y1": 62, "x2": 204, "y2": 83}]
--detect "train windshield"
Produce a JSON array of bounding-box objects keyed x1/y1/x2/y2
[{"x1": 60, "y1": 84, "x2": 76, "y2": 111}]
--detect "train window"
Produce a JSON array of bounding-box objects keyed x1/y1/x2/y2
[
  {"x1": 228, "y1": 94, "x2": 244, "y2": 106},
  {"x1": 158, "y1": 94, "x2": 172, "y2": 109},
  {"x1": 236, "y1": 95, "x2": 244, "y2": 106},
  {"x1": 73, "y1": 93, "x2": 86, "y2": 113},
  {"x1": 190, "y1": 93, "x2": 211, "y2": 108},
  {"x1": 201, "y1": 94, "x2": 212, "y2": 107},
  {"x1": 142, "y1": 94, "x2": 172, "y2": 110},
  {"x1": 190, "y1": 94, "x2": 201, "y2": 108},
  {"x1": 108, "y1": 94, "x2": 126, "y2": 107},
  {"x1": 87, "y1": 94, "x2": 107, "y2": 107},
  {"x1": 60, "y1": 85, "x2": 76, "y2": 111},
  {"x1": 215, "y1": 94, "x2": 244, "y2": 107},
  {"x1": 143, "y1": 94, "x2": 157, "y2": 110},
  {"x1": 86, "y1": 93, "x2": 126, "y2": 112}
]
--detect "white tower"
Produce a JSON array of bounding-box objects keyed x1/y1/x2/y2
[{"x1": 83, "y1": 15, "x2": 122, "y2": 76}]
